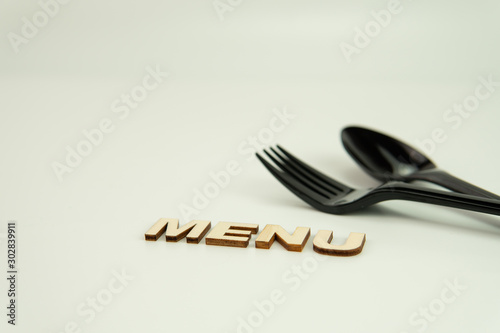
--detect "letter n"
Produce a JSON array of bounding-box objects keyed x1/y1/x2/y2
[{"x1": 255, "y1": 224, "x2": 311, "y2": 252}]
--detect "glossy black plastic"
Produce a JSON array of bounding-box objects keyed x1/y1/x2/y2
[
  {"x1": 257, "y1": 146, "x2": 500, "y2": 216},
  {"x1": 341, "y1": 126, "x2": 500, "y2": 200}
]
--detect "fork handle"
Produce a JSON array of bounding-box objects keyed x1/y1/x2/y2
[
  {"x1": 410, "y1": 169, "x2": 500, "y2": 200},
  {"x1": 384, "y1": 182, "x2": 500, "y2": 216}
]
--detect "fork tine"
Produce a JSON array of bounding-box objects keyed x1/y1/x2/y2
[
  {"x1": 275, "y1": 145, "x2": 352, "y2": 193},
  {"x1": 256, "y1": 153, "x2": 329, "y2": 206},
  {"x1": 263, "y1": 149, "x2": 333, "y2": 199}
]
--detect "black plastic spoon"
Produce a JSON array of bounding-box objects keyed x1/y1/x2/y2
[{"x1": 341, "y1": 126, "x2": 500, "y2": 200}]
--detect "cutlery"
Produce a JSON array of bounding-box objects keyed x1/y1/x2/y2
[
  {"x1": 341, "y1": 126, "x2": 500, "y2": 200},
  {"x1": 257, "y1": 146, "x2": 500, "y2": 216}
]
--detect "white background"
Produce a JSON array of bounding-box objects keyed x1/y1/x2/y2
[{"x1": 1, "y1": 0, "x2": 500, "y2": 332}]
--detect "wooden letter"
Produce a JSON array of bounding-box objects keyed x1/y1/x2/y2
[
  {"x1": 255, "y1": 225, "x2": 311, "y2": 252},
  {"x1": 145, "y1": 218, "x2": 173, "y2": 241},
  {"x1": 206, "y1": 222, "x2": 259, "y2": 248},
  {"x1": 165, "y1": 219, "x2": 211, "y2": 244},
  {"x1": 145, "y1": 218, "x2": 211, "y2": 244},
  {"x1": 313, "y1": 230, "x2": 366, "y2": 256}
]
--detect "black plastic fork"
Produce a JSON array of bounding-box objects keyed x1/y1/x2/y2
[{"x1": 256, "y1": 146, "x2": 500, "y2": 216}]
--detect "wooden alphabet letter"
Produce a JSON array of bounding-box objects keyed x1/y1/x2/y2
[
  {"x1": 144, "y1": 218, "x2": 173, "y2": 241},
  {"x1": 145, "y1": 218, "x2": 211, "y2": 244},
  {"x1": 313, "y1": 231, "x2": 366, "y2": 256},
  {"x1": 255, "y1": 225, "x2": 311, "y2": 252}
]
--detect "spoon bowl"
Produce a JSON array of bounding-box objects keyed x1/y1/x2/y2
[{"x1": 341, "y1": 126, "x2": 500, "y2": 199}]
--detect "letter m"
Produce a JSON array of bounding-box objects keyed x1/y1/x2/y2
[{"x1": 144, "y1": 218, "x2": 211, "y2": 244}]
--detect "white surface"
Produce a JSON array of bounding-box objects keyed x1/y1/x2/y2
[{"x1": 1, "y1": 1, "x2": 500, "y2": 332}]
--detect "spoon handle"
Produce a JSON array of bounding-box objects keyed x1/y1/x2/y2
[
  {"x1": 413, "y1": 169, "x2": 500, "y2": 200},
  {"x1": 383, "y1": 182, "x2": 500, "y2": 217}
]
